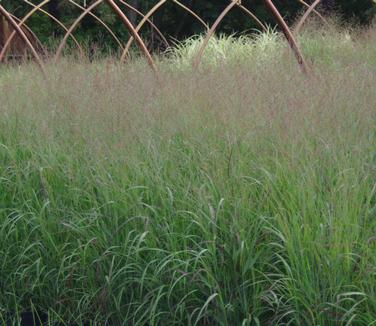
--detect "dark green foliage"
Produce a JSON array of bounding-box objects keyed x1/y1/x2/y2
[{"x1": 1, "y1": 0, "x2": 375, "y2": 49}]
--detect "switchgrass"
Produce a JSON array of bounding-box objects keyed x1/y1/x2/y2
[
  {"x1": 165, "y1": 27, "x2": 282, "y2": 69},
  {"x1": 0, "y1": 24, "x2": 376, "y2": 325}
]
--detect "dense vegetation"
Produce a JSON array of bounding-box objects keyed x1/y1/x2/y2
[
  {"x1": 0, "y1": 23, "x2": 376, "y2": 324},
  {"x1": 2, "y1": 0, "x2": 376, "y2": 47}
]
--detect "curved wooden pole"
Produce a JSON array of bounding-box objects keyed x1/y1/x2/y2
[
  {"x1": 297, "y1": 0, "x2": 329, "y2": 30},
  {"x1": 120, "y1": 0, "x2": 209, "y2": 63},
  {"x1": 23, "y1": 0, "x2": 84, "y2": 57},
  {"x1": 68, "y1": 0, "x2": 124, "y2": 52},
  {"x1": 118, "y1": 0, "x2": 169, "y2": 49},
  {"x1": 237, "y1": 4, "x2": 267, "y2": 32},
  {"x1": 0, "y1": 0, "x2": 69, "y2": 62},
  {"x1": 295, "y1": 0, "x2": 326, "y2": 34},
  {"x1": 0, "y1": 2, "x2": 50, "y2": 63},
  {"x1": 172, "y1": 0, "x2": 209, "y2": 30},
  {"x1": 105, "y1": 0, "x2": 157, "y2": 72},
  {"x1": 0, "y1": 5, "x2": 46, "y2": 75},
  {"x1": 193, "y1": 0, "x2": 238, "y2": 70},
  {"x1": 120, "y1": 0, "x2": 167, "y2": 63},
  {"x1": 55, "y1": 0, "x2": 105, "y2": 62},
  {"x1": 263, "y1": 0, "x2": 308, "y2": 73},
  {"x1": 9, "y1": 13, "x2": 46, "y2": 56}
]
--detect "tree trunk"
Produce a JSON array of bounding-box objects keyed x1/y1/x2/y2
[
  {"x1": 48, "y1": 0, "x2": 60, "y2": 19},
  {"x1": 48, "y1": 0, "x2": 60, "y2": 36},
  {"x1": 127, "y1": 0, "x2": 140, "y2": 26}
]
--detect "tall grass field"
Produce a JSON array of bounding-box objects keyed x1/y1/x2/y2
[{"x1": 0, "y1": 24, "x2": 376, "y2": 325}]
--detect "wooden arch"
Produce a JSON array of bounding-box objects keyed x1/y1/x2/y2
[
  {"x1": 0, "y1": 0, "x2": 331, "y2": 75},
  {"x1": 120, "y1": 0, "x2": 210, "y2": 63}
]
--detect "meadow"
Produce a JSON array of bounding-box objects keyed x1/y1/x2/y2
[{"x1": 0, "y1": 23, "x2": 376, "y2": 325}]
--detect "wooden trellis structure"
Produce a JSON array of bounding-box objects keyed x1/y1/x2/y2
[{"x1": 0, "y1": 0, "x2": 327, "y2": 75}]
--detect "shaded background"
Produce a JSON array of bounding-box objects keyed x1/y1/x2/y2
[{"x1": 2, "y1": 0, "x2": 376, "y2": 50}]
